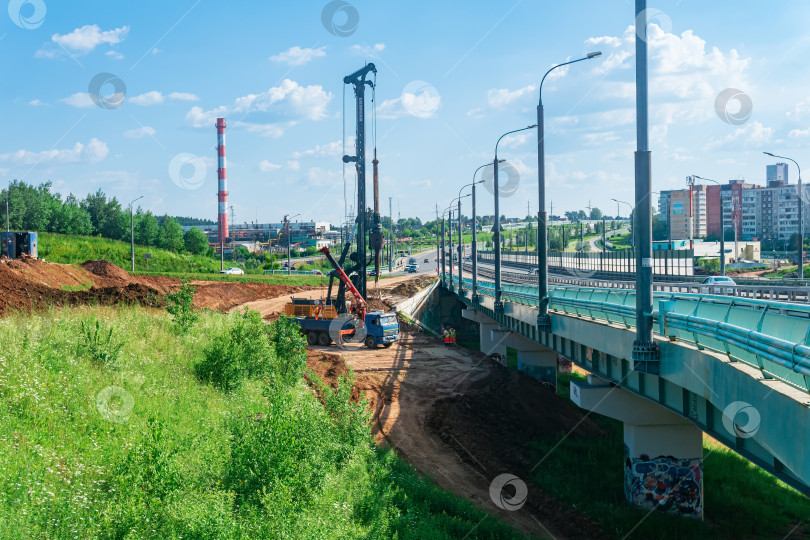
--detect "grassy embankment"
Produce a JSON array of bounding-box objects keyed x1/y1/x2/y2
[
  {"x1": 37, "y1": 233, "x2": 325, "y2": 285},
  {"x1": 0, "y1": 304, "x2": 530, "y2": 539}
]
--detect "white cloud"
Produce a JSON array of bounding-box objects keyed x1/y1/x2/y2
[
  {"x1": 130, "y1": 91, "x2": 200, "y2": 106},
  {"x1": 286, "y1": 160, "x2": 300, "y2": 171},
  {"x1": 377, "y1": 87, "x2": 441, "y2": 119},
  {"x1": 37, "y1": 25, "x2": 129, "y2": 57},
  {"x1": 789, "y1": 128, "x2": 810, "y2": 138},
  {"x1": 467, "y1": 107, "x2": 485, "y2": 119},
  {"x1": 123, "y1": 126, "x2": 155, "y2": 139},
  {"x1": 350, "y1": 43, "x2": 385, "y2": 56},
  {"x1": 269, "y1": 46, "x2": 326, "y2": 66},
  {"x1": 185, "y1": 79, "x2": 332, "y2": 134},
  {"x1": 291, "y1": 139, "x2": 348, "y2": 159},
  {"x1": 487, "y1": 84, "x2": 537, "y2": 108},
  {"x1": 130, "y1": 91, "x2": 164, "y2": 106},
  {"x1": 105, "y1": 50, "x2": 124, "y2": 60},
  {"x1": 28, "y1": 99, "x2": 44, "y2": 106},
  {"x1": 706, "y1": 121, "x2": 774, "y2": 150},
  {"x1": 500, "y1": 132, "x2": 532, "y2": 148},
  {"x1": 168, "y1": 92, "x2": 198, "y2": 101},
  {"x1": 258, "y1": 160, "x2": 282, "y2": 172},
  {"x1": 787, "y1": 97, "x2": 810, "y2": 119},
  {"x1": 0, "y1": 138, "x2": 108, "y2": 165},
  {"x1": 60, "y1": 92, "x2": 95, "y2": 108}
]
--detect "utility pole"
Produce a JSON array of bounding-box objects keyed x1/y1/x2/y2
[
  {"x1": 5, "y1": 181, "x2": 9, "y2": 232},
  {"x1": 633, "y1": 0, "x2": 658, "y2": 368},
  {"x1": 129, "y1": 195, "x2": 143, "y2": 273},
  {"x1": 389, "y1": 196, "x2": 393, "y2": 272}
]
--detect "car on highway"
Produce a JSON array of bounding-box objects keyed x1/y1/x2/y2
[
  {"x1": 220, "y1": 267, "x2": 244, "y2": 275},
  {"x1": 367, "y1": 269, "x2": 376, "y2": 277},
  {"x1": 527, "y1": 268, "x2": 538, "y2": 276},
  {"x1": 310, "y1": 269, "x2": 324, "y2": 275},
  {"x1": 700, "y1": 275, "x2": 736, "y2": 294},
  {"x1": 424, "y1": 258, "x2": 430, "y2": 263},
  {"x1": 404, "y1": 264, "x2": 418, "y2": 273}
]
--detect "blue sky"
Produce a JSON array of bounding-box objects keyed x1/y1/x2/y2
[{"x1": 3, "y1": 0, "x2": 810, "y2": 226}]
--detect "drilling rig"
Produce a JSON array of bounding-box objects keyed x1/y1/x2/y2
[{"x1": 328, "y1": 63, "x2": 385, "y2": 315}]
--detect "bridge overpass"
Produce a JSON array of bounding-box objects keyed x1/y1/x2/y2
[{"x1": 418, "y1": 268, "x2": 809, "y2": 519}]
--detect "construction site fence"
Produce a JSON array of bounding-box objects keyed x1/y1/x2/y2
[{"x1": 477, "y1": 249, "x2": 694, "y2": 276}]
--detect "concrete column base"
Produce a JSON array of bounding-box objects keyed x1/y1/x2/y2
[
  {"x1": 571, "y1": 376, "x2": 704, "y2": 519},
  {"x1": 479, "y1": 322, "x2": 507, "y2": 357},
  {"x1": 516, "y1": 348, "x2": 557, "y2": 388}
]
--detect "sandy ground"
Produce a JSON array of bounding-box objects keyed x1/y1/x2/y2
[{"x1": 306, "y1": 310, "x2": 609, "y2": 539}]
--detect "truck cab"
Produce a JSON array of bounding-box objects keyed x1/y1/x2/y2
[{"x1": 364, "y1": 312, "x2": 399, "y2": 348}]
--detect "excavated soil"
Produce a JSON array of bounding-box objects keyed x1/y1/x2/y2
[
  {"x1": 306, "y1": 329, "x2": 611, "y2": 539},
  {"x1": 0, "y1": 257, "x2": 314, "y2": 316}
]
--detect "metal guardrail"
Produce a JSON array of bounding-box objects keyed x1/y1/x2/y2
[
  {"x1": 445, "y1": 274, "x2": 810, "y2": 393},
  {"x1": 462, "y1": 262, "x2": 810, "y2": 302},
  {"x1": 476, "y1": 251, "x2": 810, "y2": 287}
]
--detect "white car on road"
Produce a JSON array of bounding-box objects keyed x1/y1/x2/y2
[
  {"x1": 220, "y1": 267, "x2": 244, "y2": 275},
  {"x1": 700, "y1": 275, "x2": 736, "y2": 294}
]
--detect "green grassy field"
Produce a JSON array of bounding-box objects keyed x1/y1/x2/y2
[
  {"x1": 134, "y1": 271, "x2": 329, "y2": 286},
  {"x1": 0, "y1": 305, "x2": 530, "y2": 539},
  {"x1": 39, "y1": 233, "x2": 223, "y2": 273}
]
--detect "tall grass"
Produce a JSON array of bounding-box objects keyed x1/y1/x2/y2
[{"x1": 0, "y1": 306, "x2": 530, "y2": 539}]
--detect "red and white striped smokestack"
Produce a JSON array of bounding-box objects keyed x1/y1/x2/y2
[{"x1": 216, "y1": 118, "x2": 228, "y2": 245}]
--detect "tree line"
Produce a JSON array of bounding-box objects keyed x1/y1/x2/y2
[{"x1": 0, "y1": 180, "x2": 211, "y2": 255}]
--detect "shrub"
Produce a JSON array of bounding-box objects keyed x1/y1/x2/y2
[
  {"x1": 166, "y1": 279, "x2": 198, "y2": 332},
  {"x1": 78, "y1": 316, "x2": 124, "y2": 367},
  {"x1": 225, "y1": 387, "x2": 332, "y2": 509},
  {"x1": 195, "y1": 308, "x2": 274, "y2": 392},
  {"x1": 266, "y1": 315, "x2": 308, "y2": 387}
]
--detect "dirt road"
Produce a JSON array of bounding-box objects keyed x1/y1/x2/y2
[{"x1": 308, "y1": 327, "x2": 610, "y2": 539}]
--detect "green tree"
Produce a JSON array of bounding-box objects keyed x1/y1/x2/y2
[
  {"x1": 184, "y1": 226, "x2": 210, "y2": 255},
  {"x1": 49, "y1": 194, "x2": 93, "y2": 235},
  {"x1": 82, "y1": 190, "x2": 126, "y2": 239},
  {"x1": 135, "y1": 211, "x2": 160, "y2": 246},
  {"x1": 590, "y1": 207, "x2": 603, "y2": 221},
  {"x1": 157, "y1": 216, "x2": 184, "y2": 252}
]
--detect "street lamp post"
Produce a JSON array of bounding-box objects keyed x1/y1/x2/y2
[
  {"x1": 494, "y1": 125, "x2": 537, "y2": 310},
  {"x1": 129, "y1": 196, "x2": 144, "y2": 272},
  {"x1": 470, "y1": 163, "x2": 499, "y2": 302},
  {"x1": 693, "y1": 176, "x2": 725, "y2": 276},
  {"x1": 458, "y1": 181, "x2": 482, "y2": 296},
  {"x1": 286, "y1": 213, "x2": 301, "y2": 275},
  {"x1": 536, "y1": 50, "x2": 601, "y2": 328},
  {"x1": 612, "y1": 199, "x2": 634, "y2": 247},
  {"x1": 764, "y1": 152, "x2": 803, "y2": 279},
  {"x1": 633, "y1": 0, "x2": 658, "y2": 367}
]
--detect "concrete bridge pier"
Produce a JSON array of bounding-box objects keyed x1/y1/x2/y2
[
  {"x1": 571, "y1": 375, "x2": 704, "y2": 519},
  {"x1": 461, "y1": 309, "x2": 506, "y2": 357},
  {"x1": 506, "y1": 333, "x2": 558, "y2": 387}
]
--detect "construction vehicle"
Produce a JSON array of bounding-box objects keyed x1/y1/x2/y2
[
  {"x1": 295, "y1": 246, "x2": 399, "y2": 348},
  {"x1": 0, "y1": 231, "x2": 37, "y2": 259},
  {"x1": 284, "y1": 298, "x2": 337, "y2": 319}
]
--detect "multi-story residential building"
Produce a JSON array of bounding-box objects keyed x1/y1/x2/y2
[
  {"x1": 766, "y1": 162, "x2": 789, "y2": 187},
  {"x1": 669, "y1": 183, "x2": 707, "y2": 240}
]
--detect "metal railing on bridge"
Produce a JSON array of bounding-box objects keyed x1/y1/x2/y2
[
  {"x1": 478, "y1": 249, "x2": 694, "y2": 276},
  {"x1": 447, "y1": 274, "x2": 810, "y2": 393}
]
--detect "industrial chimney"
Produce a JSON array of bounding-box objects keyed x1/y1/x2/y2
[{"x1": 216, "y1": 118, "x2": 228, "y2": 245}]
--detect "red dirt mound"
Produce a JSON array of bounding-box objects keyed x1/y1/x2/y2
[
  {"x1": 80, "y1": 259, "x2": 134, "y2": 283},
  {"x1": 0, "y1": 258, "x2": 315, "y2": 316}
]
